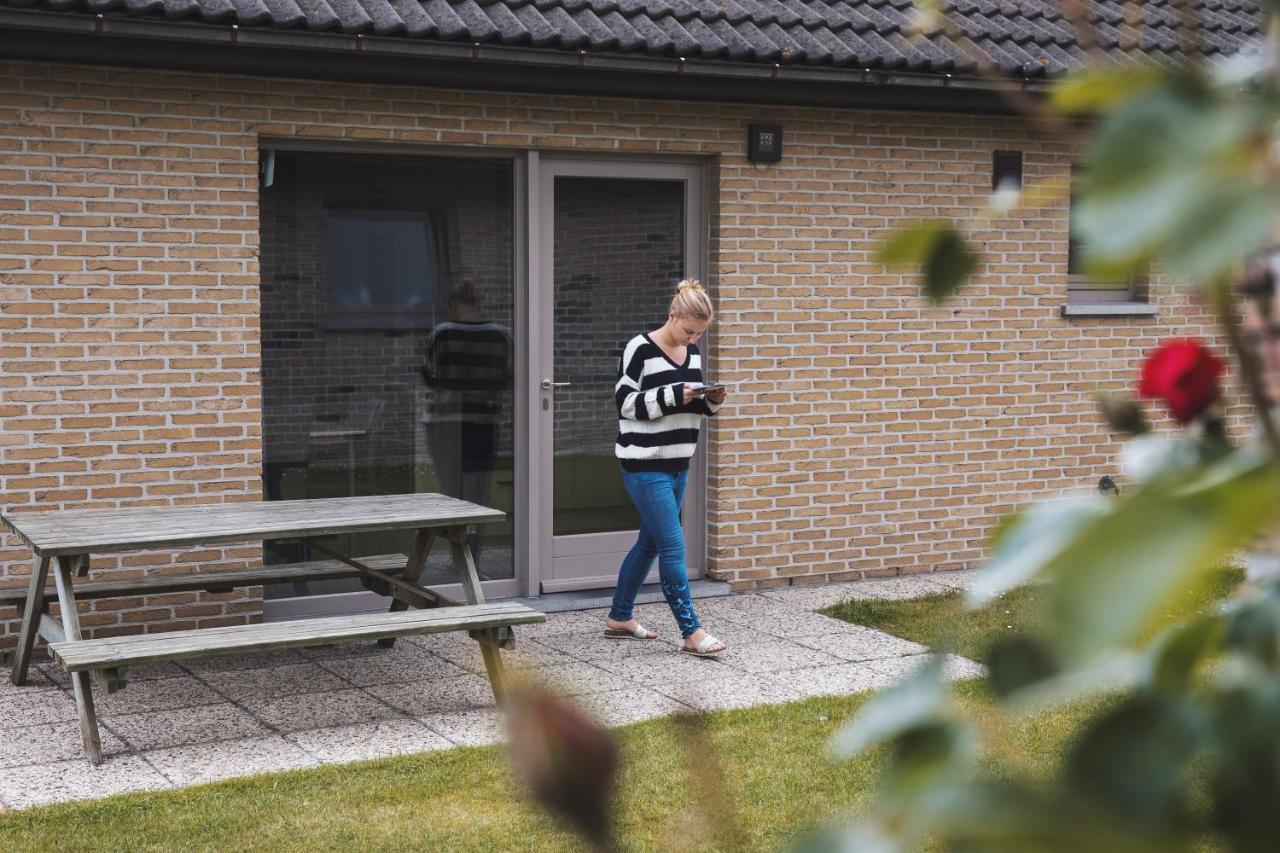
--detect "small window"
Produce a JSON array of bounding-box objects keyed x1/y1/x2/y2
[{"x1": 1068, "y1": 175, "x2": 1145, "y2": 305}]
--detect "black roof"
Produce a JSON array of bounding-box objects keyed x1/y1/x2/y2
[{"x1": 0, "y1": 0, "x2": 1265, "y2": 79}]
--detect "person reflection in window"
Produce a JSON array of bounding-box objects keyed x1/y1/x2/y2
[{"x1": 423, "y1": 279, "x2": 513, "y2": 556}]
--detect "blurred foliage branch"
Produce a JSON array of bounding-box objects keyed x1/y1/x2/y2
[{"x1": 835, "y1": 7, "x2": 1280, "y2": 852}]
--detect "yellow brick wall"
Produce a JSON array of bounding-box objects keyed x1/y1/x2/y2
[{"x1": 0, "y1": 60, "x2": 1237, "y2": 646}]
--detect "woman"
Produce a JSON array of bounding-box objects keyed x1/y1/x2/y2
[{"x1": 605, "y1": 279, "x2": 728, "y2": 656}]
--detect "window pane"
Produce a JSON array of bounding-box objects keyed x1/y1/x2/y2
[{"x1": 260, "y1": 152, "x2": 516, "y2": 596}]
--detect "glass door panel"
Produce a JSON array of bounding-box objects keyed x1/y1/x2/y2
[
  {"x1": 552, "y1": 176, "x2": 684, "y2": 537},
  {"x1": 259, "y1": 151, "x2": 517, "y2": 608}
]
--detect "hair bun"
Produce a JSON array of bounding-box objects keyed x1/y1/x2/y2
[{"x1": 676, "y1": 278, "x2": 704, "y2": 294}]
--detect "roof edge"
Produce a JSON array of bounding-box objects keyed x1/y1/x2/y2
[{"x1": 0, "y1": 8, "x2": 1038, "y2": 115}]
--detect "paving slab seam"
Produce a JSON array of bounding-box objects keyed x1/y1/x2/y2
[
  {"x1": 307, "y1": 646, "x2": 463, "y2": 710},
  {"x1": 171, "y1": 660, "x2": 329, "y2": 747},
  {"x1": 6, "y1": 676, "x2": 153, "y2": 770},
  {"x1": 379, "y1": 716, "x2": 476, "y2": 749},
  {"x1": 300, "y1": 649, "x2": 478, "y2": 755}
]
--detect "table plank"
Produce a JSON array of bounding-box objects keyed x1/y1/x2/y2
[
  {"x1": 0, "y1": 553, "x2": 412, "y2": 609},
  {"x1": 0, "y1": 494, "x2": 504, "y2": 556}
]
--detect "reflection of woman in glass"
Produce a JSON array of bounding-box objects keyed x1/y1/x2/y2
[
  {"x1": 607, "y1": 279, "x2": 729, "y2": 656},
  {"x1": 423, "y1": 280, "x2": 512, "y2": 532}
]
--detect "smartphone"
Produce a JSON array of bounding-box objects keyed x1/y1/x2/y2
[{"x1": 692, "y1": 383, "x2": 727, "y2": 396}]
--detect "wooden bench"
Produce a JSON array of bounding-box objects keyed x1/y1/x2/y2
[
  {"x1": 2, "y1": 494, "x2": 546, "y2": 764},
  {"x1": 49, "y1": 603, "x2": 543, "y2": 675}
]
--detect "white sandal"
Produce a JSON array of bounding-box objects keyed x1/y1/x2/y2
[
  {"x1": 604, "y1": 622, "x2": 657, "y2": 640},
  {"x1": 681, "y1": 634, "x2": 726, "y2": 657}
]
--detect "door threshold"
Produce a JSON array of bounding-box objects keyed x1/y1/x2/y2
[{"x1": 493, "y1": 578, "x2": 732, "y2": 614}]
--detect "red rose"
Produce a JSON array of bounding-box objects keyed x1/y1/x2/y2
[{"x1": 1138, "y1": 339, "x2": 1225, "y2": 424}]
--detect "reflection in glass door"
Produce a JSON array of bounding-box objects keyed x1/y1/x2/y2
[{"x1": 537, "y1": 161, "x2": 706, "y2": 591}]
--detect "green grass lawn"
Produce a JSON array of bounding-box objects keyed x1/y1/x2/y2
[
  {"x1": 0, "y1": 569, "x2": 1245, "y2": 852},
  {"x1": 822, "y1": 568, "x2": 1245, "y2": 662}
]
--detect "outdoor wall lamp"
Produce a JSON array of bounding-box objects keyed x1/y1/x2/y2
[
  {"x1": 748, "y1": 123, "x2": 783, "y2": 163},
  {"x1": 992, "y1": 149, "x2": 1023, "y2": 191}
]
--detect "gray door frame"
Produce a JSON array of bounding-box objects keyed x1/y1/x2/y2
[{"x1": 528, "y1": 155, "x2": 709, "y2": 595}]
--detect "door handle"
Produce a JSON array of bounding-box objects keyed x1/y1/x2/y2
[{"x1": 540, "y1": 379, "x2": 571, "y2": 390}]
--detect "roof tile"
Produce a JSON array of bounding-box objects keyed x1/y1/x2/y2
[{"x1": 4, "y1": 0, "x2": 1263, "y2": 79}]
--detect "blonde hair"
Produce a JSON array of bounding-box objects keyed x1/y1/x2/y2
[{"x1": 669, "y1": 279, "x2": 713, "y2": 322}]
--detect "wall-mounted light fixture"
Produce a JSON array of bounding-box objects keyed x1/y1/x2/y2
[
  {"x1": 748, "y1": 123, "x2": 783, "y2": 163},
  {"x1": 992, "y1": 149, "x2": 1023, "y2": 191}
]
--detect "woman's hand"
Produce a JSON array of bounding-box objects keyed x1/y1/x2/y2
[
  {"x1": 705, "y1": 387, "x2": 727, "y2": 405},
  {"x1": 681, "y1": 384, "x2": 698, "y2": 405}
]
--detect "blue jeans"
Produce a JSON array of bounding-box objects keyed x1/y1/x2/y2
[{"x1": 609, "y1": 468, "x2": 702, "y2": 638}]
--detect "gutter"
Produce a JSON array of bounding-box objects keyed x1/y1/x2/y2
[{"x1": 0, "y1": 8, "x2": 1041, "y2": 114}]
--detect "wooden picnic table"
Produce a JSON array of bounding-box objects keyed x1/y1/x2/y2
[{"x1": 1, "y1": 493, "x2": 545, "y2": 764}]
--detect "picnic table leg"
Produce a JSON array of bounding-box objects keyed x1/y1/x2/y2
[
  {"x1": 53, "y1": 554, "x2": 103, "y2": 765},
  {"x1": 10, "y1": 554, "x2": 51, "y2": 686},
  {"x1": 377, "y1": 527, "x2": 436, "y2": 649},
  {"x1": 447, "y1": 525, "x2": 507, "y2": 706}
]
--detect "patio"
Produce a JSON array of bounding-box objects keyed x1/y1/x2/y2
[{"x1": 0, "y1": 573, "x2": 981, "y2": 811}]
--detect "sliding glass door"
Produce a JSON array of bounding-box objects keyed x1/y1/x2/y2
[
  {"x1": 259, "y1": 150, "x2": 518, "y2": 613},
  {"x1": 259, "y1": 149, "x2": 706, "y2": 610}
]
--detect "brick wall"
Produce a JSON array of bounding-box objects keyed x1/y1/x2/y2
[{"x1": 0, "y1": 59, "x2": 1240, "y2": 648}]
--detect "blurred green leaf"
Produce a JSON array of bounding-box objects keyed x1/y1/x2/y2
[
  {"x1": 1044, "y1": 452, "x2": 1280, "y2": 665},
  {"x1": 878, "y1": 222, "x2": 979, "y2": 304},
  {"x1": 886, "y1": 721, "x2": 976, "y2": 801},
  {"x1": 1208, "y1": 682, "x2": 1280, "y2": 849},
  {"x1": 1004, "y1": 652, "x2": 1140, "y2": 714},
  {"x1": 921, "y1": 780, "x2": 1195, "y2": 852},
  {"x1": 1051, "y1": 66, "x2": 1168, "y2": 115},
  {"x1": 966, "y1": 497, "x2": 1107, "y2": 607},
  {"x1": 1163, "y1": 185, "x2": 1277, "y2": 281},
  {"x1": 1142, "y1": 613, "x2": 1226, "y2": 695},
  {"x1": 1064, "y1": 696, "x2": 1200, "y2": 825},
  {"x1": 831, "y1": 656, "x2": 946, "y2": 758},
  {"x1": 1076, "y1": 84, "x2": 1265, "y2": 282},
  {"x1": 986, "y1": 634, "x2": 1060, "y2": 698},
  {"x1": 1222, "y1": 598, "x2": 1280, "y2": 669}
]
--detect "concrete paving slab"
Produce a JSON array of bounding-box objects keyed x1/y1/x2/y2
[
  {"x1": 144, "y1": 736, "x2": 319, "y2": 787},
  {"x1": 0, "y1": 755, "x2": 171, "y2": 809},
  {"x1": 288, "y1": 719, "x2": 453, "y2": 764},
  {"x1": 653, "y1": 671, "x2": 806, "y2": 712},
  {"x1": 92, "y1": 675, "x2": 223, "y2": 715},
  {"x1": 0, "y1": 689, "x2": 77, "y2": 730},
  {"x1": 591, "y1": 650, "x2": 733, "y2": 686},
  {"x1": 714, "y1": 639, "x2": 844, "y2": 675},
  {"x1": 791, "y1": 627, "x2": 931, "y2": 662},
  {"x1": 365, "y1": 673, "x2": 497, "y2": 716},
  {"x1": 199, "y1": 663, "x2": 349, "y2": 702},
  {"x1": 573, "y1": 687, "x2": 690, "y2": 727},
  {"x1": 104, "y1": 703, "x2": 269, "y2": 752},
  {"x1": 238, "y1": 688, "x2": 403, "y2": 733},
  {"x1": 0, "y1": 721, "x2": 129, "y2": 768},
  {"x1": 522, "y1": 661, "x2": 638, "y2": 697},
  {"x1": 767, "y1": 663, "x2": 899, "y2": 700},
  {"x1": 313, "y1": 646, "x2": 470, "y2": 688},
  {"x1": 418, "y1": 708, "x2": 506, "y2": 747}
]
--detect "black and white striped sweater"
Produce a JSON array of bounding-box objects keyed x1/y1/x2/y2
[{"x1": 614, "y1": 333, "x2": 722, "y2": 472}]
